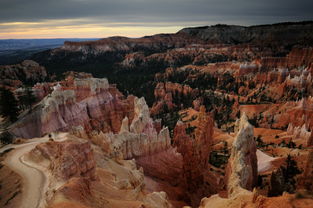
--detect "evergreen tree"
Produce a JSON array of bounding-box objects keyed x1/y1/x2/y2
[
  {"x1": 269, "y1": 154, "x2": 301, "y2": 196},
  {"x1": 0, "y1": 129, "x2": 13, "y2": 144},
  {"x1": 0, "y1": 88, "x2": 19, "y2": 122},
  {"x1": 18, "y1": 87, "x2": 36, "y2": 111}
]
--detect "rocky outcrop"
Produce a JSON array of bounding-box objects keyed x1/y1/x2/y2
[
  {"x1": 300, "y1": 149, "x2": 313, "y2": 191},
  {"x1": 0, "y1": 60, "x2": 47, "y2": 89},
  {"x1": 287, "y1": 123, "x2": 311, "y2": 144},
  {"x1": 87, "y1": 96, "x2": 184, "y2": 206},
  {"x1": 29, "y1": 138, "x2": 173, "y2": 208},
  {"x1": 89, "y1": 97, "x2": 172, "y2": 159},
  {"x1": 260, "y1": 97, "x2": 313, "y2": 138},
  {"x1": 261, "y1": 47, "x2": 313, "y2": 70},
  {"x1": 226, "y1": 113, "x2": 257, "y2": 196},
  {"x1": 199, "y1": 190, "x2": 313, "y2": 208},
  {"x1": 9, "y1": 77, "x2": 135, "y2": 138},
  {"x1": 151, "y1": 82, "x2": 197, "y2": 115},
  {"x1": 172, "y1": 106, "x2": 214, "y2": 206},
  {"x1": 307, "y1": 133, "x2": 313, "y2": 147},
  {"x1": 154, "y1": 82, "x2": 194, "y2": 100},
  {"x1": 31, "y1": 140, "x2": 96, "y2": 180},
  {"x1": 97, "y1": 126, "x2": 171, "y2": 159}
]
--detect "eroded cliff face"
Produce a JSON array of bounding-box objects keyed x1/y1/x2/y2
[
  {"x1": 172, "y1": 106, "x2": 214, "y2": 206},
  {"x1": 9, "y1": 77, "x2": 135, "y2": 138},
  {"x1": 32, "y1": 140, "x2": 96, "y2": 180},
  {"x1": 300, "y1": 149, "x2": 313, "y2": 191},
  {"x1": 261, "y1": 47, "x2": 313, "y2": 69},
  {"x1": 91, "y1": 97, "x2": 172, "y2": 160},
  {"x1": 28, "y1": 136, "x2": 173, "y2": 208},
  {"x1": 226, "y1": 113, "x2": 257, "y2": 197},
  {"x1": 151, "y1": 82, "x2": 197, "y2": 115},
  {"x1": 87, "y1": 96, "x2": 185, "y2": 205}
]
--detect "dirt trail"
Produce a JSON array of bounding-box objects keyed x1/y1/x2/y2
[{"x1": 1, "y1": 133, "x2": 68, "y2": 208}]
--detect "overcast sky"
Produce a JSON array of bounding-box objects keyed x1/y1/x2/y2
[{"x1": 0, "y1": 0, "x2": 312, "y2": 39}]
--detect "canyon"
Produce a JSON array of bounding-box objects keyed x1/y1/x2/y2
[{"x1": 1, "y1": 21, "x2": 313, "y2": 208}]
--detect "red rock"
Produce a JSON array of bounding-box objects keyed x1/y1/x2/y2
[
  {"x1": 33, "y1": 140, "x2": 96, "y2": 180},
  {"x1": 9, "y1": 78, "x2": 135, "y2": 138},
  {"x1": 300, "y1": 149, "x2": 313, "y2": 190},
  {"x1": 172, "y1": 106, "x2": 214, "y2": 206}
]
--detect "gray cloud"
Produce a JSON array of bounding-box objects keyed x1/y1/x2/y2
[{"x1": 0, "y1": 0, "x2": 312, "y2": 26}]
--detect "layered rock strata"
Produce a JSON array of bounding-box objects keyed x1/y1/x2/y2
[{"x1": 10, "y1": 78, "x2": 135, "y2": 138}]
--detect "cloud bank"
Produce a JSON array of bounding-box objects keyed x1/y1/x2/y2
[{"x1": 0, "y1": 0, "x2": 312, "y2": 38}]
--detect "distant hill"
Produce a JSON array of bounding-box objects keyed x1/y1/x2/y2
[
  {"x1": 0, "y1": 38, "x2": 98, "y2": 65},
  {"x1": 178, "y1": 21, "x2": 313, "y2": 45}
]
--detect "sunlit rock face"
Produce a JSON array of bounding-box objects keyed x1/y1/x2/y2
[
  {"x1": 226, "y1": 113, "x2": 257, "y2": 197},
  {"x1": 9, "y1": 77, "x2": 135, "y2": 138}
]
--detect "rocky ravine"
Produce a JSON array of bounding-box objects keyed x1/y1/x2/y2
[{"x1": 2, "y1": 21, "x2": 313, "y2": 207}]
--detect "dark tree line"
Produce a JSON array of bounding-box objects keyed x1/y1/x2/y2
[{"x1": 0, "y1": 88, "x2": 19, "y2": 122}]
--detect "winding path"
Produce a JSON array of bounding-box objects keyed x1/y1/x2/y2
[{"x1": 0, "y1": 133, "x2": 68, "y2": 208}]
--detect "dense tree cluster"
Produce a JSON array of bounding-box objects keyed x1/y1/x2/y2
[{"x1": 0, "y1": 88, "x2": 19, "y2": 122}]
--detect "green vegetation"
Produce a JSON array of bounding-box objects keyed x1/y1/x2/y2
[
  {"x1": 201, "y1": 91, "x2": 235, "y2": 128},
  {"x1": 0, "y1": 88, "x2": 19, "y2": 122},
  {"x1": 255, "y1": 135, "x2": 265, "y2": 148},
  {"x1": 0, "y1": 130, "x2": 13, "y2": 144},
  {"x1": 185, "y1": 126, "x2": 196, "y2": 136},
  {"x1": 209, "y1": 142, "x2": 230, "y2": 168},
  {"x1": 153, "y1": 105, "x2": 180, "y2": 137},
  {"x1": 17, "y1": 87, "x2": 37, "y2": 111}
]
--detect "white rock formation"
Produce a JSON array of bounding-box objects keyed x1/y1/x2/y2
[{"x1": 227, "y1": 113, "x2": 258, "y2": 197}]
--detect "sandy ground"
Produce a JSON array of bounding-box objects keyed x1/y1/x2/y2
[{"x1": 0, "y1": 132, "x2": 69, "y2": 208}]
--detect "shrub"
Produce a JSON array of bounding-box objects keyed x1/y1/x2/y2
[{"x1": 0, "y1": 131, "x2": 13, "y2": 144}]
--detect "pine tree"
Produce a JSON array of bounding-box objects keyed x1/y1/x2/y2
[
  {"x1": 18, "y1": 87, "x2": 36, "y2": 111},
  {"x1": 0, "y1": 88, "x2": 19, "y2": 122},
  {"x1": 269, "y1": 154, "x2": 301, "y2": 196}
]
